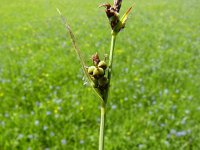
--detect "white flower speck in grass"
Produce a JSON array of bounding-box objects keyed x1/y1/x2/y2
[
  {"x1": 46, "y1": 111, "x2": 51, "y2": 116},
  {"x1": 31, "y1": 111, "x2": 35, "y2": 115},
  {"x1": 187, "y1": 129, "x2": 191, "y2": 134},
  {"x1": 53, "y1": 91, "x2": 57, "y2": 95},
  {"x1": 49, "y1": 85, "x2": 53, "y2": 90},
  {"x1": 80, "y1": 140, "x2": 84, "y2": 144},
  {"x1": 175, "y1": 89, "x2": 180, "y2": 94},
  {"x1": 75, "y1": 101, "x2": 80, "y2": 105},
  {"x1": 152, "y1": 100, "x2": 156, "y2": 105},
  {"x1": 148, "y1": 111, "x2": 153, "y2": 115},
  {"x1": 181, "y1": 117, "x2": 187, "y2": 125},
  {"x1": 35, "y1": 120, "x2": 39, "y2": 126},
  {"x1": 122, "y1": 78, "x2": 128, "y2": 83},
  {"x1": 176, "y1": 131, "x2": 187, "y2": 137},
  {"x1": 124, "y1": 97, "x2": 128, "y2": 101},
  {"x1": 188, "y1": 95, "x2": 193, "y2": 101},
  {"x1": 17, "y1": 134, "x2": 24, "y2": 139},
  {"x1": 43, "y1": 125, "x2": 48, "y2": 131},
  {"x1": 1, "y1": 121, "x2": 5, "y2": 127},
  {"x1": 56, "y1": 86, "x2": 60, "y2": 90},
  {"x1": 164, "y1": 88, "x2": 169, "y2": 95},
  {"x1": 4, "y1": 113, "x2": 9, "y2": 118},
  {"x1": 159, "y1": 91, "x2": 162, "y2": 96},
  {"x1": 172, "y1": 105, "x2": 177, "y2": 111},
  {"x1": 138, "y1": 144, "x2": 145, "y2": 149},
  {"x1": 54, "y1": 114, "x2": 60, "y2": 118},
  {"x1": 133, "y1": 95, "x2": 137, "y2": 99},
  {"x1": 53, "y1": 98, "x2": 62, "y2": 104},
  {"x1": 170, "y1": 129, "x2": 176, "y2": 134},
  {"x1": 160, "y1": 123, "x2": 165, "y2": 127},
  {"x1": 50, "y1": 131, "x2": 55, "y2": 137},
  {"x1": 35, "y1": 101, "x2": 41, "y2": 107},
  {"x1": 21, "y1": 96, "x2": 26, "y2": 100},
  {"x1": 169, "y1": 115, "x2": 175, "y2": 120},
  {"x1": 28, "y1": 134, "x2": 33, "y2": 139},
  {"x1": 111, "y1": 104, "x2": 117, "y2": 110},
  {"x1": 164, "y1": 140, "x2": 170, "y2": 147},
  {"x1": 185, "y1": 109, "x2": 190, "y2": 114},
  {"x1": 138, "y1": 103, "x2": 143, "y2": 108},
  {"x1": 27, "y1": 147, "x2": 32, "y2": 150},
  {"x1": 61, "y1": 139, "x2": 67, "y2": 145}
]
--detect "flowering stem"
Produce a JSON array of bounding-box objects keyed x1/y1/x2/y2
[{"x1": 99, "y1": 33, "x2": 117, "y2": 150}]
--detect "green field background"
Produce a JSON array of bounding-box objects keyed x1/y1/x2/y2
[{"x1": 0, "y1": 0, "x2": 200, "y2": 149}]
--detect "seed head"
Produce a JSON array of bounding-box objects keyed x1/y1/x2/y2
[
  {"x1": 88, "y1": 66, "x2": 96, "y2": 75},
  {"x1": 98, "y1": 61, "x2": 107, "y2": 70},
  {"x1": 93, "y1": 68, "x2": 104, "y2": 78}
]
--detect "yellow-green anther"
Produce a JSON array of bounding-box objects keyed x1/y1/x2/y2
[
  {"x1": 98, "y1": 61, "x2": 107, "y2": 70},
  {"x1": 88, "y1": 66, "x2": 96, "y2": 75},
  {"x1": 93, "y1": 68, "x2": 104, "y2": 78}
]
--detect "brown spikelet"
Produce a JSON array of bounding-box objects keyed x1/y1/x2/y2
[
  {"x1": 99, "y1": 3, "x2": 120, "y2": 29},
  {"x1": 114, "y1": 0, "x2": 122, "y2": 12},
  {"x1": 92, "y1": 53, "x2": 100, "y2": 65}
]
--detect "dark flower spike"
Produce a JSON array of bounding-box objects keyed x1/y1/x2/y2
[
  {"x1": 114, "y1": 0, "x2": 122, "y2": 12},
  {"x1": 100, "y1": 1, "x2": 134, "y2": 34},
  {"x1": 99, "y1": 3, "x2": 119, "y2": 30}
]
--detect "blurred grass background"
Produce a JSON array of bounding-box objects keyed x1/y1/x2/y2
[{"x1": 0, "y1": 0, "x2": 200, "y2": 149}]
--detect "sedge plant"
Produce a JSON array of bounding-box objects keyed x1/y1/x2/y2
[{"x1": 57, "y1": 0, "x2": 133, "y2": 149}]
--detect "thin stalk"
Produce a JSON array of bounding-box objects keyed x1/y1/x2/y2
[
  {"x1": 99, "y1": 103, "x2": 106, "y2": 150},
  {"x1": 103, "y1": 33, "x2": 117, "y2": 102},
  {"x1": 99, "y1": 33, "x2": 117, "y2": 150}
]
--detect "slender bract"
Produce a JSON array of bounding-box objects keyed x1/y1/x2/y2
[{"x1": 57, "y1": 8, "x2": 104, "y2": 103}]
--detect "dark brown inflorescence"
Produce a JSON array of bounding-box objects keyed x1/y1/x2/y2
[
  {"x1": 100, "y1": 0, "x2": 122, "y2": 30},
  {"x1": 114, "y1": 0, "x2": 122, "y2": 12},
  {"x1": 100, "y1": 0, "x2": 133, "y2": 34}
]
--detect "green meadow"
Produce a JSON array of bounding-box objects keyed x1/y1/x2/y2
[{"x1": 0, "y1": 0, "x2": 200, "y2": 149}]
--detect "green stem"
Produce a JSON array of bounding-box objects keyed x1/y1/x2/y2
[
  {"x1": 99, "y1": 33, "x2": 117, "y2": 150},
  {"x1": 103, "y1": 33, "x2": 117, "y2": 102},
  {"x1": 99, "y1": 104, "x2": 106, "y2": 150}
]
